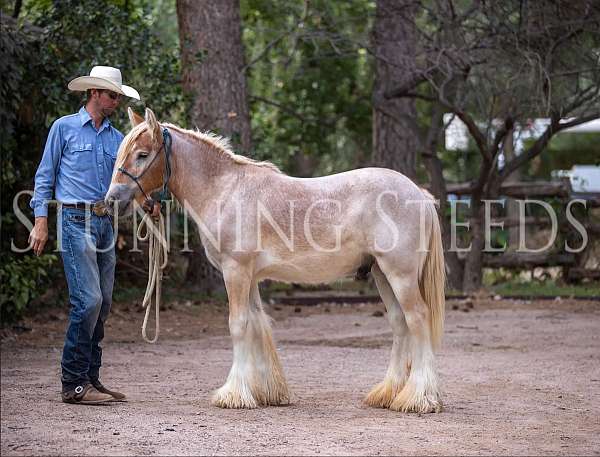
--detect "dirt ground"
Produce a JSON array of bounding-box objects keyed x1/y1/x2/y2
[{"x1": 1, "y1": 296, "x2": 599, "y2": 456}]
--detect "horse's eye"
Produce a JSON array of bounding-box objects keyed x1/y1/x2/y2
[{"x1": 138, "y1": 151, "x2": 149, "y2": 159}]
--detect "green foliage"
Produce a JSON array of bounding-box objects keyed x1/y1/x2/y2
[
  {"x1": 0, "y1": 254, "x2": 58, "y2": 322},
  {"x1": 0, "y1": 14, "x2": 39, "y2": 194},
  {"x1": 532, "y1": 132, "x2": 600, "y2": 179},
  {"x1": 0, "y1": 0, "x2": 185, "y2": 321},
  {"x1": 241, "y1": 0, "x2": 374, "y2": 176},
  {"x1": 481, "y1": 267, "x2": 600, "y2": 297},
  {"x1": 16, "y1": 0, "x2": 184, "y2": 126}
]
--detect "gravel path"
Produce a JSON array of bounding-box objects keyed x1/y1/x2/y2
[{"x1": 2, "y1": 299, "x2": 599, "y2": 455}]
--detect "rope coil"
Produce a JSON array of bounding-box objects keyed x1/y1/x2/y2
[{"x1": 137, "y1": 211, "x2": 168, "y2": 343}]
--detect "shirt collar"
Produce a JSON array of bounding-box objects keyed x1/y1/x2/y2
[
  {"x1": 78, "y1": 106, "x2": 92, "y2": 126},
  {"x1": 78, "y1": 106, "x2": 112, "y2": 131}
]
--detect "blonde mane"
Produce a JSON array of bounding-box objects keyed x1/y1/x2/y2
[
  {"x1": 118, "y1": 122, "x2": 282, "y2": 174},
  {"x1": 163, "y1": 123, "x2": 282, "y2": 173},
  {"x1": 116, "y1": 123, "x2": 146, "y2": 169}
]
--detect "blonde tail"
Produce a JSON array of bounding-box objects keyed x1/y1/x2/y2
[{"x1": 419, "y1": 203, "x2": 446, "y2": 350}]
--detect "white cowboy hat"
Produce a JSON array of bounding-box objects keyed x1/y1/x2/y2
[{"x1": 68, "y1": 65, "x2": 140, "y2": 100}]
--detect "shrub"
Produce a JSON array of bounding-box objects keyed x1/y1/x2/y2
[{"x1": 0, "y1": 254, "x2": 58, "y2": 323}]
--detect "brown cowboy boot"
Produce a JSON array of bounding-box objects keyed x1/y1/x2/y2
[
  {"x1": 62, "y1": 384, "x2": 113, "y2": 405},
  {"x1": 91, "y1": 380, "x2": 127, "y2": 401}
]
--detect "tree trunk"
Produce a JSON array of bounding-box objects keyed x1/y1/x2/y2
[
  {"x1": 371, "y1": 0, "x2": 417, "y2": 181},
  {"x1": 177, "y1": 0, "x2": 252, "y2": 153},
  {"x1": 462, "y1": 198, "x2": 486, "y2": 292},
  {"x1": 503, "y1": 128, "x2": 521, "y2": 251},
  {"x1": 428, "y1": 155, "x2": 465, "y2": 290},
  {"x1": 421, "y1": 103, "x2": 464, "y2": 289},
  {"x1": 176, "y1": 0, "x2": 252, "y2": 293}
]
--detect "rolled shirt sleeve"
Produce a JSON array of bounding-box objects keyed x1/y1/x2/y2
[{"x1": 30, "y1": 121, "x2": 64, "y2": 217}]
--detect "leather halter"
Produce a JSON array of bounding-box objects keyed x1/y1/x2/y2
[{"x1": 118, "y1": 128, "x2": 172, "y2": 205}]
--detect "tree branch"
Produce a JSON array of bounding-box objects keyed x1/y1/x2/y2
[
  {"x1": 490, "y1": 118, "x2": 513, "y2": 158},
  {"x1": 561, "y1": 86, "x2": 600, "y2": 117},
  {"x1": 499, "y1": 116, "x2": 558, "y2": 181},
  {"x1": 382, "y1": 71, "x2": 434, "y2": 99},
  {"x1": 454, "y1": 111, "x2": 491, "y2": 162},
  {"x1": 500, "y1": 113, "x2": 600, "y2": 181},
  {"x1": 249, "y1": 95, "x2": 338, "y2": 127},
  {"x1": 558, "y1": 114, "x2": 600, "y2": 131},
  {"x1": 12, "y1": 0, "x2": 22, "y2": 19},
  {"x1": 387, "y1": 84, "x2": 491, "y2": 163},
  {"x1": 390, "y1": 91, "x2": 438, "y2": 103},
  {"x1": 242, "y1": 32, "x2": 291, "y2": 73},
  {"x1": 242, "y1": 1, "x2": 310, "y2": 73}
]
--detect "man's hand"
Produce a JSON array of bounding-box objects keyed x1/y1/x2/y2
[
  {"x1": 142, "y1": 199, "x2": 161, "y2": 219},
  {"x1": 29, "y1": 217, "x2": 49, "y2": 256}
]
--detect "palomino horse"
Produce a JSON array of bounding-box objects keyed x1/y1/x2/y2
[{"x1": 106, "y1": 108, "x2": 446, "y2": 413}]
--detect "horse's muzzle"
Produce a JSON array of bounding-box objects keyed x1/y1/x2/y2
[{"x1": 105, "y1": 184, "x2": 135, "y2": 217}]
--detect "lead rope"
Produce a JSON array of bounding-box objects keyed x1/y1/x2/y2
[
  {"x1": 137, "y1": 211, "x2": 168, "y2": 343},
  {"x1": 119, "y1": 127, "x2": 172, "y2": 343}
]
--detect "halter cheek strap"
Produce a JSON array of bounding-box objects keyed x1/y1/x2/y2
[
  {"x1": 118, "y1": 128, "x2": 173, "y2": 211},
  {"x1": 119, "y1": 165, "x2": 153, "y2": 201}
]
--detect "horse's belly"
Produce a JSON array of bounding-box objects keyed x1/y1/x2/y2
[{"x1": 256, "y1": 251, "x2": 364, "y2": 284}]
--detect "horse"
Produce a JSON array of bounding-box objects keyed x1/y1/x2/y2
[{"x1": 105, "y1": 107, "x2": 446, "y2": 413}]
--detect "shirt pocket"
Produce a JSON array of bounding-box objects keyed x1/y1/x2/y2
[
  {"x1": 66, "y1": 141, "x2": 94, "y2": 172},
  {"x1": 102, "y1": 138, "x2": 119, "y2": 171},
  {"x1": 103, "y1": 144, "x2": 118, "y2": 170}
]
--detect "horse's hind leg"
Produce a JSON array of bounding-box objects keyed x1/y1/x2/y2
[
  {"x1": 212, "y1": 263, "x2": 288, "y2": 409},
  {"x1": 364, "y1": 262, "x2": 411, "y2": 408},
  {"x1": 375, "y1": 259, "x2": 442, "y2": 413}
]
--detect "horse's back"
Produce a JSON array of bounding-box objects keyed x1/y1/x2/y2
[{"x1": 282, "y1": 167, "x2": 423, "y2": 198}]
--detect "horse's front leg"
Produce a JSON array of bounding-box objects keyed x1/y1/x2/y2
[
  {"x1": 246, "y1": 281, "x2": 289, "y2": 406},
  {"x1": 211, "y1": 262, "x2": 289, "y2": 408}
]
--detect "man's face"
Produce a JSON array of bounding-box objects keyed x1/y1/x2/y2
[{"x1": 93, "y1": 89, "x2": 122, "y2": 117}]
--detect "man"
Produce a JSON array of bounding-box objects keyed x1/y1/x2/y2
[{"x1": 29, "y1": 66, "x2": 140, "y2": 405}]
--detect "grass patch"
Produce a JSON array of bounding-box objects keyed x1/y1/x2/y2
[
  {"x1": 113, "y1": 284, "x2": 227, "y2": 305},
  {"x1": 112, "y1": 277, "x2": 600, "y2": 306},
  {"x1": 490, "y1": 281, "x2": 600, "y2": 298}
]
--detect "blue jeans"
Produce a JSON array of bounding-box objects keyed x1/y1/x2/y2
[{"x1": 60, "y1": 208, "x2": 115, "y2": 391}]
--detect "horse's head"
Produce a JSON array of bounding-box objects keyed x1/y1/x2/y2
[{"x1": 106, "y1": 107, "x2": 169, "y2": 217}]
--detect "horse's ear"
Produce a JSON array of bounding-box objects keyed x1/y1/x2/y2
[
  {"x1": 128, "y1": 107, "x2": 144, "y2": 127},
  {"x1": 144, "y1": 108, "x2": 162, "y2": 144}
]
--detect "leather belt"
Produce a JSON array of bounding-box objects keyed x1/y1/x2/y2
[{"x1": 61, "y1": 201, "x2": 108, "y2": 216}]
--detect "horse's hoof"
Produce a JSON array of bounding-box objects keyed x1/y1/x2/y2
[
  {"x1": 388, "y1": 382, "x2": 443, "y2": 413},
  {"x1": 211, "y1": 386, "x2": 258, "y2": 409},
  {"x1": 364, "y1": 380, "x2": 404, "y2": 409}
]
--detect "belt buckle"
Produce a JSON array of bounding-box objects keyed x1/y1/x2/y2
[{"x1": 92, "y1": 201, "x2": 107, "y2": 216}]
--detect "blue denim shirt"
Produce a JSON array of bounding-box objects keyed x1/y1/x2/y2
[{"x1": 30, "y1": 107, "x2": 124, "y2": 217}]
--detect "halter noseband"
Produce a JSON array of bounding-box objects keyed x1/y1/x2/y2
[{"x1": 118, "y1": 128, "x2": 172, "y2": 207}]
